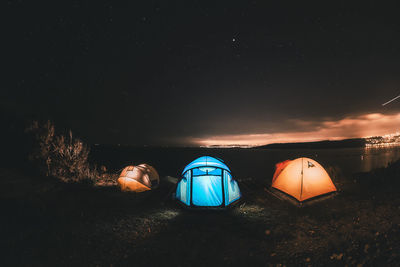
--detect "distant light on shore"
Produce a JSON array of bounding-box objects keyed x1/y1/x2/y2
[
  {"x1": 200, "y1": 144, "x2": 257, "y2": 148},
  {"x1": 366, "y1": 132, "x2": 400, "y2": 147}
]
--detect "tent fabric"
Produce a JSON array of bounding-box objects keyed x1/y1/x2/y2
[
  {"x1": 176, "y1": 156, "x2": 241, "y2": 207},
  {"x1": 176, "y1": 171, "x2": 191, "y2": 205},
  {"x1": 192, "y1": 175, "x2": 223, "y2": 206},
  {"x1": 271, "y1": 158, "x2": 337, "y2": 202},
  {"x1": 182, "y1": 156, "x2": 231, "y2": 174},
  {"x1": 225, "y1": 171, "x2": 241, "y2": 204},
  {"x1": 136, "y1": 164, "x2": 160, "y2": 187},
  {"x1": 272, "y1": 160, "x2": 292, "y2": 184},
  {"x1": 117, "y1": 164, "x2": 159, "y2": 192},
  {"x1": 118, "y1": 178, "x2": 151, "y2": 192}
]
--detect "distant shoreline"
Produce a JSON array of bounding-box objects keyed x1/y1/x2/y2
[
  {"x1": 91, "y1": 138, "x2": 367, "y2": 150},
  {"x1": 255, "y1": 138, "x2": 366, "y2": 149}
]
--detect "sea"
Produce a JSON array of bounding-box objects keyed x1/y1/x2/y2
[{"x1": 91, "y1": 146, "x2": 400, "y2": 181}]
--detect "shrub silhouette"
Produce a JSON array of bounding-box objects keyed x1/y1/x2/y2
[{"x1": 27, "y1": 120, "x2": 111, "y2": 183}]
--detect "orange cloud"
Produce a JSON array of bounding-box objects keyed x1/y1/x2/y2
[{"x1": 192, "y1": 112, "x2": 400, "y2": 147}]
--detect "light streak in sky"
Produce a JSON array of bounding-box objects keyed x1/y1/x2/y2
[{"x1": 382, "y1": 94, "x2": 400, "y2": 106}]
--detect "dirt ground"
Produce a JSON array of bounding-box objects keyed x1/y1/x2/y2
[{"x1": 1, "y1": 164, "x2": 400, "y2": 266}]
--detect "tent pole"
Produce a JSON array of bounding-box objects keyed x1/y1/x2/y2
[
  {"x1": 221, "y1": 170, "x2": 225, "y2": 206},
  {"x1": 300, "y1": 158, "x2": 303, "y2": 201},
  {"x1": 190, "y1": 169, "x2": 193, "y2": 206}
]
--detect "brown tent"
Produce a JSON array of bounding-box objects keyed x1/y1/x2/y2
[
  {"x1": 117, "y1": 164, "x2": 159, "y2": 192},
  {"x1": 271, "y1": 158, "x2": 336, "y2": 202}
]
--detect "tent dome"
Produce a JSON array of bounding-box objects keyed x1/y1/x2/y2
[
  {"x1": 176, "y1": 156, "x2": 241, "y2": 207},
  {"x1": 117, "y1": 164, "x2": 159, "y2": 192},
  {"x1": 271, "y1": 157, "x2": 336, "y2": 202},
  {"x1": 182, "y1": 156, "x2": 231, "y2": 174}
]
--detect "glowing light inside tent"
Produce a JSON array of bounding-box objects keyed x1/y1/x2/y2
[
  {"x1": 176, "y1": 156, "x2": 241, "y2": 207},
  {"x1": 199, "y1": 167, "x2": 217, "y2": 172},
  {"x1": 271, "y1": 158, "x2": 337, "y2": 202}
]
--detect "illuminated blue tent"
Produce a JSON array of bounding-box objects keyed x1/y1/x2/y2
[{"x1": 176, "y1": 156, "x2": 241, "y2": 207}]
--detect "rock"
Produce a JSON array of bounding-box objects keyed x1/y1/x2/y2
[
  {"x1": 330, "y1": 253, "x2": 343, "y2": 260},
  {"x1": 364, "y1": 244, "x2": 369, "y2": 253}
]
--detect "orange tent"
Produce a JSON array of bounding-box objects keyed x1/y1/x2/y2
[
  {"x1": 271, "y1": 158, "x2": 336, "y2": 202},
  {"x1": 117, "y1": 164, "x2": 159, "y2": 192}
]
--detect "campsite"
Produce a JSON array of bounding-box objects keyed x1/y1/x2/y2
[
  {"x1": 4, "y1": 1, "x2": 400, "y2": 266},
  {"x1": 2, "y1": 145, "x2": 400, "y2": 266}
]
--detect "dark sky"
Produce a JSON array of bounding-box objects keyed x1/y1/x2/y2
[{"x1": 4, "y1": 1, "x2": 400, "y2": 146}]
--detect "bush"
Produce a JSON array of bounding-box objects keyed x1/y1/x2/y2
[{"x1": 27, "y1": 120, "x2": 102, "y2": 183}]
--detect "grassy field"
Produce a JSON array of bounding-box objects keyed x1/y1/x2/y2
[{"x1": 1, "y1": 161, "x2": 400, "y2": 266}]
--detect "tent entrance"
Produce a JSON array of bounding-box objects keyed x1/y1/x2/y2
[{"x1": 191, "y1": 175, "x2": 223, "y2": 206}]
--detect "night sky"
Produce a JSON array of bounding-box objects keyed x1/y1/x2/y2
[{"x1": 4, "y1": 1, "x2": 400, "y2": 146}]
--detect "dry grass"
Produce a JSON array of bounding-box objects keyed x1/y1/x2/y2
[{"x1": 27, "y1": 120, "x2": 117, "y2": 184}]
